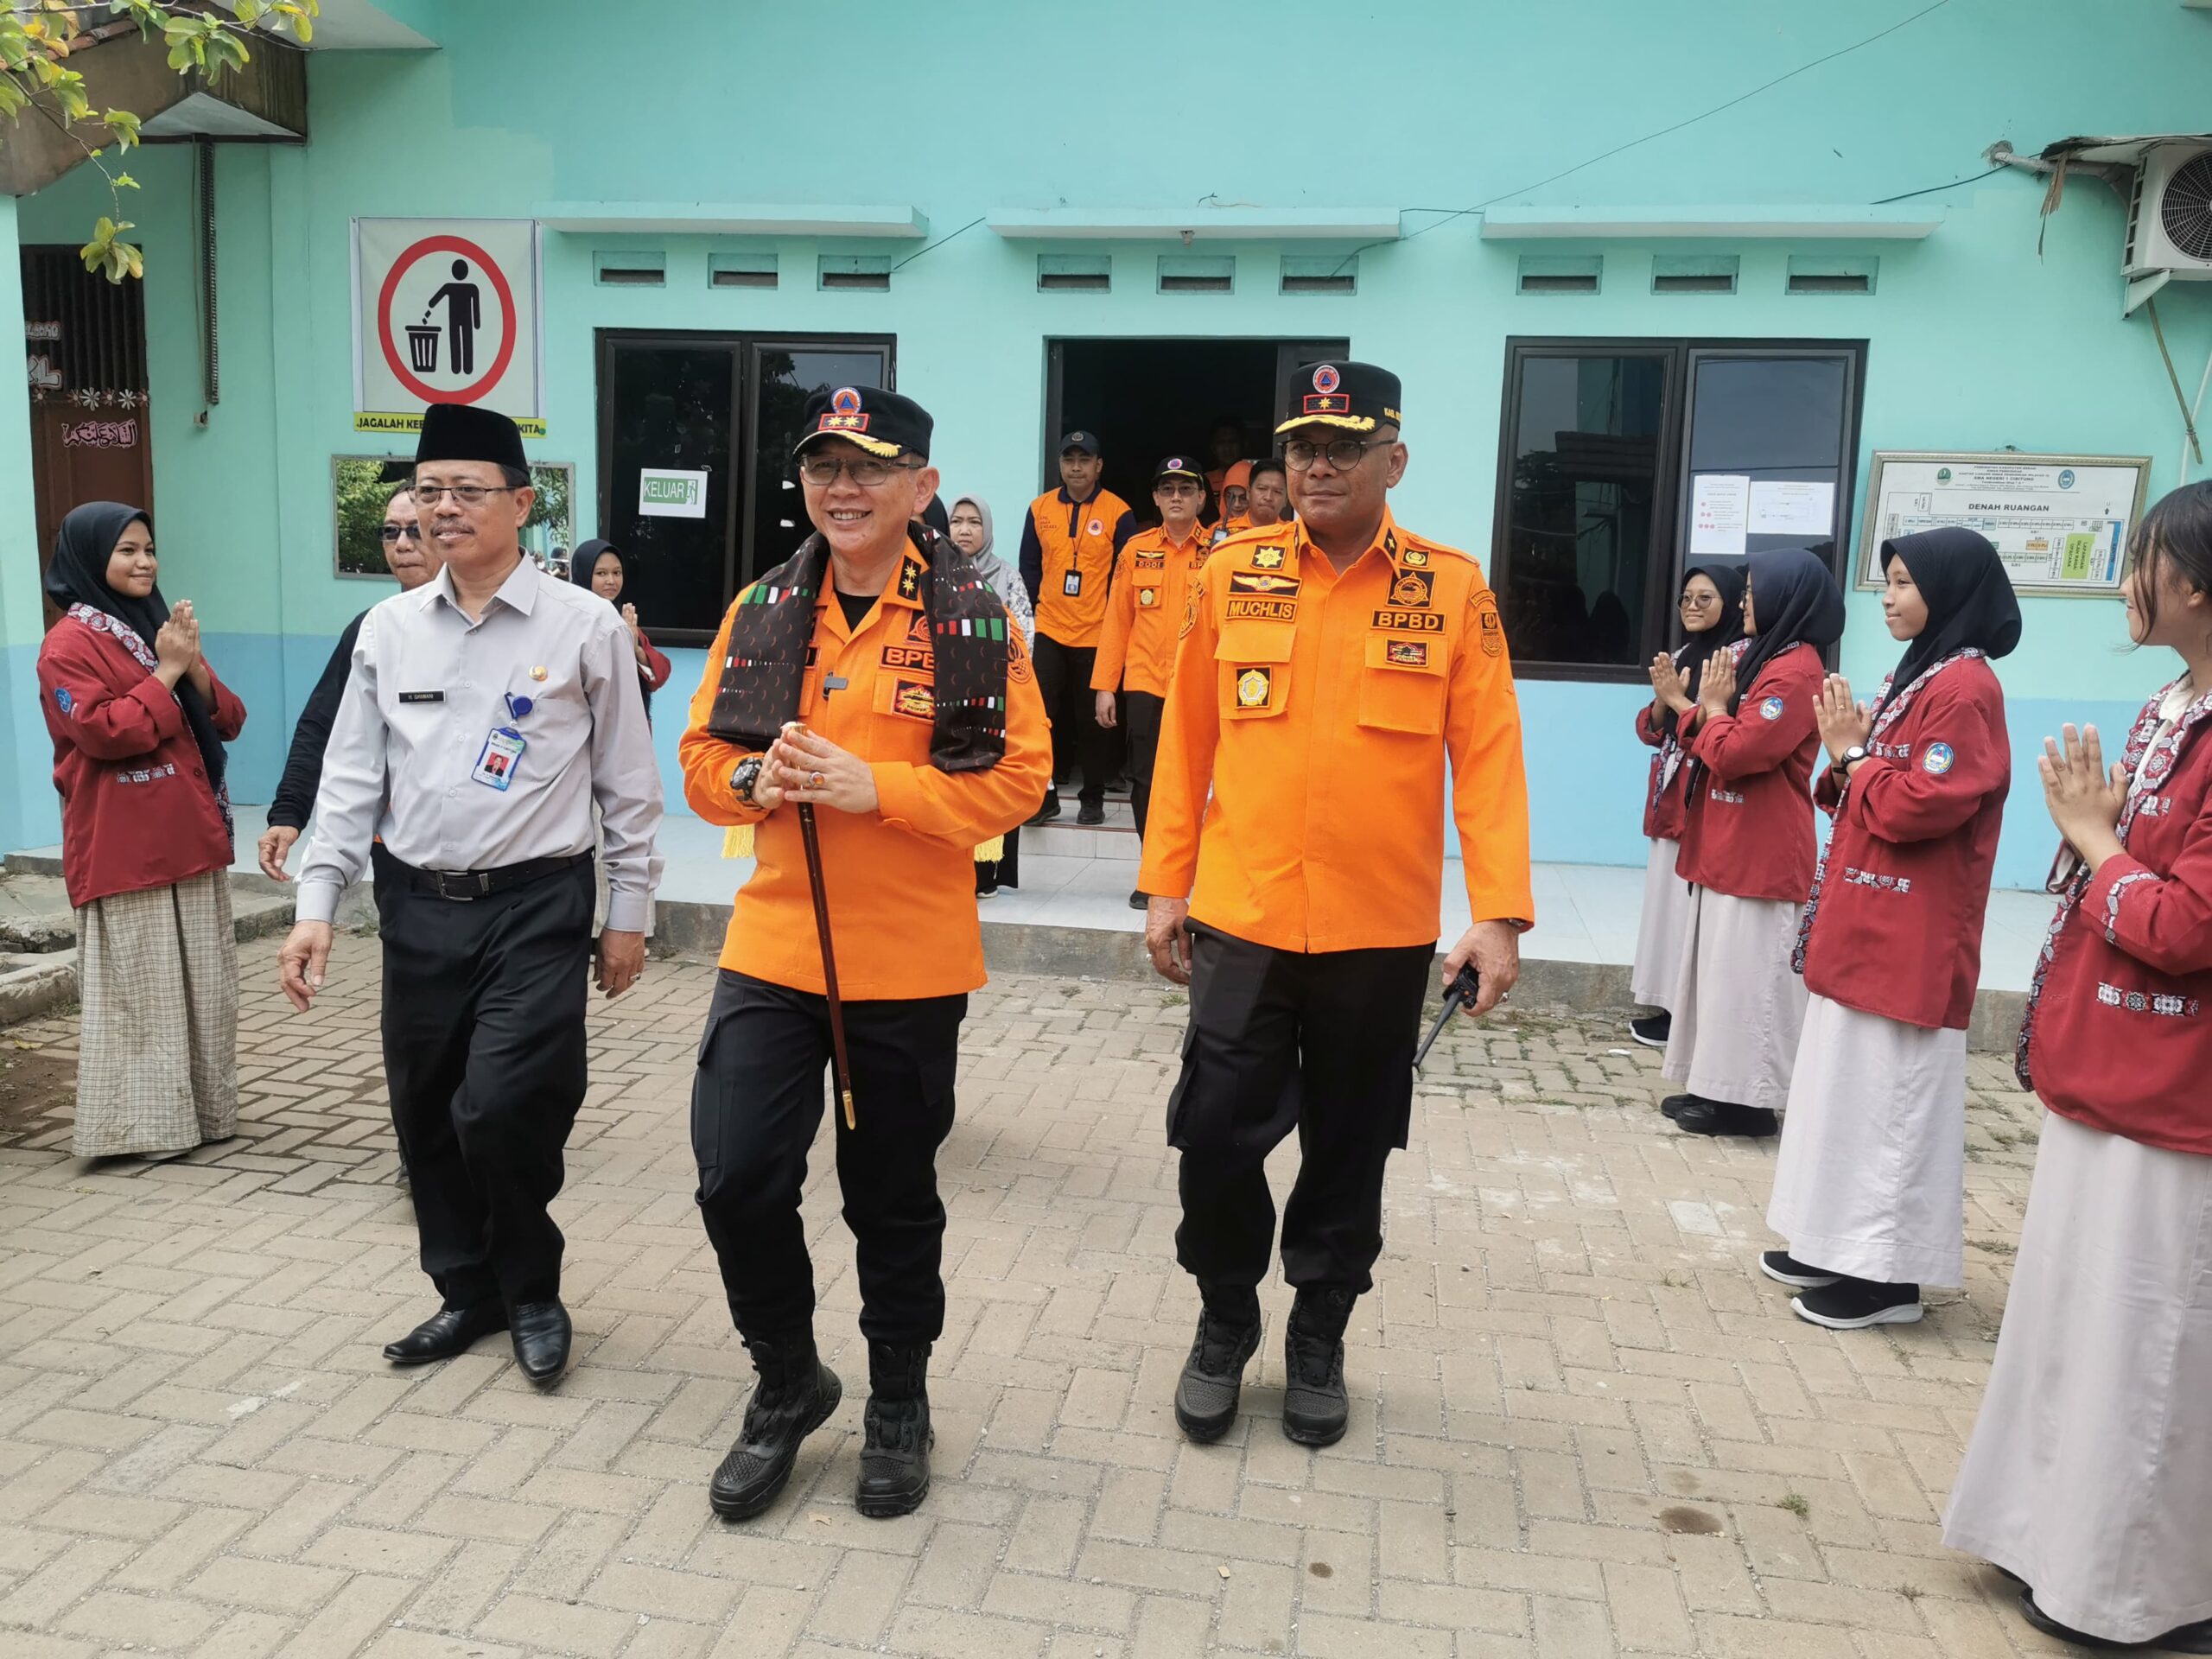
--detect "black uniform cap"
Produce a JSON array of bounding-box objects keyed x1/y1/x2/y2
[
  {"x1": 1060, "y1": 429, "x2": 1103, "y2": 456},
  {"x1": 793, "y1": 385, "x2": 932, "y2": 461},
  {"x1": 1154, "y1": 454, "x2": 1205, "y2": 485},
  {"x1": 1275, "y1": 360, "x2": 1403, "y2": 436}
]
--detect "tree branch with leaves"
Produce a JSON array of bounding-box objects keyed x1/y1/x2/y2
[{"x1": 0, "y1": 0, "x2": 318, "y2": 281}]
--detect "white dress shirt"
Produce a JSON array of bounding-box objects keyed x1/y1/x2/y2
[{"x1": 296, "y1": 556, "x2": 664, "y2": 931}]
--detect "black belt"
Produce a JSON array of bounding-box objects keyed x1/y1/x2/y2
[{"x1": 372, "y1": 846, "x2": 592, "y2": 901}]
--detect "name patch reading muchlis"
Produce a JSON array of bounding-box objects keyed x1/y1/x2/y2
[{"x1": 1225, "y1": 597, "x2": 1298, "y2": 622}]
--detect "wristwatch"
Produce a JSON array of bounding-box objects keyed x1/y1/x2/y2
[
  {"x1": 731, "y1": 754, "x2": 765, "y2": 805},
  {"x1": 1834, "y1": 744, "x2": 1870, "y2": 779}
]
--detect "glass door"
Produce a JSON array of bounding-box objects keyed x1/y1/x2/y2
[
  {"x1": 596, "y1": 335, "x2": 741, "y2": 645},
  {"x1": 743, "y1": 340, "x2": 893, "y2": 586}
]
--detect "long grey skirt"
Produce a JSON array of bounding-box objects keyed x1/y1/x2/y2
[
  {"x1": 1630, "y1": 837, "x2": 1692, "y2": 1010},
  {"x1": 1661, "y1": 887, "x2": 1808, "y2": 1114},
  {"x1": 1942, "y1": 1110, "x2": 2212, "y2": 1644},
  {"x1": 1767, "y1": 994, "x2": 1967, "y2": 1287},
  {"x1": 73, "y1": 870, "x2": 238, "y2": 1158}
]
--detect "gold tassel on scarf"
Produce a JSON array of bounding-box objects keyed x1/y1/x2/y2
[
  {"x1": 721, "y1": 823, "x2": 754, "y2": 860},
  {"x1": 973, "y1": 835, "x2": 1005, "y2": 866}
]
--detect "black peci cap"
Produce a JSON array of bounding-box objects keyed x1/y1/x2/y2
[
  {"x1": 1154, "y1": 454, "x2": 1205, "y2": 485},
  {"x1": 416, "y1": 402, "x2": 529, "y2": 473},
  {"x1": 793, "y1": 385, "x2": 932, "y2": 461},
  {"x1": 1060, "y1": 429, "x2": 1103, "y2": 457},
  {"x1": 1275, "y1": 360, "x2": 1403, "y2": 436}
]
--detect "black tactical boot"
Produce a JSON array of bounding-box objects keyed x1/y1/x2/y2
[
  {"x1": 1281, "y1": 1286, "x2": 1356, "y2": 1446},
  {"x1": 1173, "y1": 1284, "x2": 1262, "y2": 1443},
  {"x1": 709, "y1": 1331, "x2": 842, "y2": 1520},
  {"x1": 856, "y1": 1340, "x2": 934, "y2": 1518}
]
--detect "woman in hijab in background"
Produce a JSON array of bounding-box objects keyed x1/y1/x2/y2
[
  {"x1": 1662, "y1": 546, "x2": 1845, "y2": 1138},
  {"x1": 572, "y1": 538, "x2": 673, "y2": 715},
  {"x1": 1630, "y1": 564, "x2": 1746, "y2": 1048},
  {"x1": 35, "y1": 502, "x2": 247, "y2": 1160},
  {"x1": 1764, "y1": 529, "x2": 2019, "y2": 1330},
  {"x1": 948, "y1": 494, "x2": 1033, "y2": 897}
]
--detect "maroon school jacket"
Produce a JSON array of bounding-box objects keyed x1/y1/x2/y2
[
  {"x1": 36, "y1": 613, "x2": 245, "y2": 909},
  {"x1": 1635, "y1": 702, "x2": 1691, "y2": 842},
  {"x1": 1674, "y1": 643, "x2": 1822, "y2": 903},
  {"x1": 2020, "y1": 678, "x2": 2212, "y2": 1157},
  {"x1": 1800, "y1": 656, "x2": 2009, "y2": 1030}
]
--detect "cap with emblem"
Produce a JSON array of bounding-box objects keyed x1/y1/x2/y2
[
  {"x1": 1154, "y1": 454, "x2": 1204, "y2": 486},
  {"x1": 416, "y1": 402, "x2": 528, "y2": 473},
  {"x1": 793, "y1": 385, "x2": 933, "y2": 462},
  {"x1": 1275, "y1": 360, "x2": 1403, "y2": 436},
  {"x1": 1060, "y1": 429, "x2": 1103, "y2": 457}
]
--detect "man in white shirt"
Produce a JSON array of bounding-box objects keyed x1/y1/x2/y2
[{"x1": 277, "y1": 403, "x2": 664, "y2": 1386}]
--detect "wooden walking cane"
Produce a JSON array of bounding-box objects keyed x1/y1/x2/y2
[{"x1": 786, "y1": 723, "x2": 857, "y2": 1130}]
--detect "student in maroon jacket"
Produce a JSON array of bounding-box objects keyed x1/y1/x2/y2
[
  {"x1": 1661, "y1": 547, "x2": 1844, "y2": 1137},
  {"x1": 1630, "y1": 565, "x2": 1745, "y2": 1048},
  {"x1": 1944, "y1": 483, "x2": 2212, "y2": 1655},
  {"x1": 1762, "y1": 529, "x2": 2020, "y2": 1329},
  {"x1": 35, "y1": 502, "x2": 246, "y2": 1160}
]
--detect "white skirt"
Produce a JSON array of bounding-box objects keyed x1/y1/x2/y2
[
  {"x1": 1630, "y1": 838, "x2": 1692, "y2": 1009},
  {"x1": 1766, "y1": 995, "x2": 1967, "y2": 1286},
  {"x1": 1661, "y1": 888, "x2": 1807, "y2": 1114},
  {"x1": 1942, "y1": 1111, "x2": 2212, "y2": 1644}
]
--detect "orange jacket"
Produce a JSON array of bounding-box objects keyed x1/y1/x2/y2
[
  {"x1": 1137, "y1": 513, "x2": 1534, "y2": 952},
  {"x1": 679, "y1": 541, "x2": 1052, "y2": 1000},
  {"x1": 1090, "y1": 521, "x2": 1211, "y2": 699},
  {"x1": 1020, "y1": 488, "x2": 1135, "y2": 648}
]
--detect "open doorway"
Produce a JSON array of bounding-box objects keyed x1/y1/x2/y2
[{"x1": 1045, "y1": 336, "x2": 1349, "y2": 520}]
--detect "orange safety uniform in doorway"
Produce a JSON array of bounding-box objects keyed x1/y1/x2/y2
[
  {"x1": 1139, "y1": 512, "x2": 1534, "y2": 951},
  {"x1": 678, "y1": 542, "x2": 1052, "y2": 1001},
  {"x1": 1020, "y1": 487, "x2": 1135, "y2": 649},
  {"x1": 1090, "y1": 521, "x2": 1212, "y2": 700}
]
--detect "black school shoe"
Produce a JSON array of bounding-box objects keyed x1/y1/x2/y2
[
  {"x1": 2018, "y1": 1589, "x2": 2212, "y2": 1652},
  {"x1": 1174, "y1": 1293, "x2": 1262, "y2": 1442},
  {"x1": 710, "y1": 1332, "x2": 842, "y2": 1520},
  {"x1": 1758, "y1": 1251, "x2": 1842, "y2": 1290},
  {"x1": 1027, "y1": 791, "x2": 1063, "y2": 825},
  {"x1": 1791, "y1": 1277, "x2": 1922, "y2": 1330},
  {"x1": 1076, "y1": 799, "x2": 1107, "y2": 826},
  {"x1": 1630, "y1": 1013, "x2": 1671, "y2": 1049},
  {"x1": 1673, "y1": 1097, "x2": 1779, "y2": 1138}
]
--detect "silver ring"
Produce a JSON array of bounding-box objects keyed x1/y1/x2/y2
[{"x1": 809, "y1": 772, "x2": 824, "y2": 790}]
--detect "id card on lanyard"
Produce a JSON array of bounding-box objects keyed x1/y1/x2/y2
[{"x1": 472, "y1": 692, "x2": 533, "y2": 791}]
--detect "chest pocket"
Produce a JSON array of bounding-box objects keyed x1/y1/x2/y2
[
  {"x1": 1357, "y1": 632, "x2": 1446, "y2": 735},
  {"x1": 1216, "y1": 616, "x2": 1295, "y2": 721}
]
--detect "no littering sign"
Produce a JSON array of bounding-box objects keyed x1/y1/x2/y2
[{"x1": 353, "y1": 217, "x2": 543, "y2": 435}]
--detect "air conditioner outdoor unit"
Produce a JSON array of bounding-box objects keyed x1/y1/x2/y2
[{"x1": 2124, "y1": 142, "x2": 2212, "y2": 277}]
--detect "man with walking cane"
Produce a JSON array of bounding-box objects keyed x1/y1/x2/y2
[{"x1": 677, "y1": 386, "x2": 1050, "y2": 1522}]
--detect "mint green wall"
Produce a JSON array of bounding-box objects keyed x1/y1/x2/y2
[
  {"x1": 1, "y1": 196, "x2": 61, "y2": 852},
  {"x1": 12, "y1": 0, "x2": 2212, "y2": 884}
]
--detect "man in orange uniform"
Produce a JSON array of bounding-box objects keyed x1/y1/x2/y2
[
  {"x1": 1092, "y1": 455, "x2": 1212, "y2": 909},
  {"x1": 678, "y1": 386, "x2": 1050, "y2": 1522},
  {"x1": 1244, "y1": 455, "x2": 1290, "y2": 531},
  {"x1": 1017, "y1": 430, "x2": 1135, "y2": 824},
  {"x1": 1141, "y1": 361, "x2": 1533, "y2": 1448}
]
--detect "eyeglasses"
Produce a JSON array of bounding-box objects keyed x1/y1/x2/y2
[
  {"x1": 1281, "y1": 436, "x2": 1393, "y2": 472},
  {"x1": 798, "y1": 454, "x2": 922, "y2": 488},
  {"x1": 1679, "y1": 592, "x2": 1718, "y2": 607},
  {"x1": 378, "y1": 523, "x2": 424, "y2": 543},
  {"x1": 1155, "y1": 480, "x2": 1203, "y2": 495},
  {"x1": 410, "y1": 484, "x2": 515, "y2": 507}
]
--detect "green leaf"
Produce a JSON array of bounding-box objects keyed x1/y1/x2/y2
[{"x1": 101, "y1": 107, "x2": 141, "y2": 144}]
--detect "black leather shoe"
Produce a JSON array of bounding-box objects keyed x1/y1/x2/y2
[
  {"x1": 1660, "y1": 1094, "x2": 1692, "y2": 1120},
  {"x1": 1076, "y1": 800, "x2": 1107, "y2": 826},
  {"x1": 383, "y1": 1301, "x2": 507, "y2": 1365},
  {"x1": 1128, "y1": 889, "x2": 1147, "y2": 910},
  {"x1": 1174, "y1": 1300, "x2": 1262, "y2": 1443},
  {"x1": 856, "y1": 1341, "x2": 934, "y2": 1518},
  {"x1": 711, "y1": 1332, "x2": 842, "y2": 1521},
  {"x1": 2016, "y1": 1588, "x2": 2212, "y2": 1651},
  {"x1": 1674, "y1": 1097, "x2": 1778, "y2": 1138},
  {"x1": 509, "y1": 1300, "x2": 572, "y2": 1385},
  {"x1": 1027, "y1": 791, "x2": 1062, "y2": 826},
  {"x1": 1282, "y1": 1286, "x2": 1355, "y2": 1446}
]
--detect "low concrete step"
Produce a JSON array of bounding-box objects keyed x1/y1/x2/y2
[{"x1": 0, "y1": 879, "x2": 296, "y2": 1028}]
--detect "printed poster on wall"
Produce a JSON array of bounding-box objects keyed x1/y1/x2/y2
[
  {"x1": 353, "y1": 218, "x2": 545, "y2": 436},
  {"x1": 1856, "y1": 452, "x2": 2151, "y2": 595}
]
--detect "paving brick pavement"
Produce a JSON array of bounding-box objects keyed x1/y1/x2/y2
[{"x1": 0, "y1": 935, "x2": 2069, "y2": 1657}]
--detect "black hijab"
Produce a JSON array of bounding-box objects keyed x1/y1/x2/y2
[
  {"x1": 42, "y1": 501, "x2": 230, "y2": 812},
  {"x1": 1732, "y1": 546, "x2": 1846, "y2": 714},
  {"x1": 1872, "y1": 528, "x2": 2021, "y2": 715},
  {"x1": 1662, "y1": 563, "x2": 1747, "y2": 741},
  {"x1": 569, "y1": 537, "x2": 620, "y2": 598}
]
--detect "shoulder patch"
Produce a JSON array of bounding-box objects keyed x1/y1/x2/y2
[
  {"x1": 1758, "y1": 695, "x2": 1786, "y2": 721},
  {"x1": 1472, "y1": 594, "x2": 1504, "y2": 658},
  {"x1": 51, "y1": 685, "x2": 73, "y2": 716},
  {"x1": 1922, "y1": 741, "x2": 1955, "y2": 775},
  {"x1": 1179, "y1": 585, "x2": 1201, "y2": 639}
]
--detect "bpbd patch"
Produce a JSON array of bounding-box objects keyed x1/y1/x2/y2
[
  {"x1": 1372, "y1": 608, "x2": 1444, "y2": 633},
  {"x1": 1923, "y1": 741, "x2": 1955, "y2": 775},
  {"x1": 1390, "y1": 569, "x2": 1434, "y2": 608}
]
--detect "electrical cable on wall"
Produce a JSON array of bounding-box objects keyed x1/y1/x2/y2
[{"x1": 195, "y1": 137, "x2": 219, "y2": 410}]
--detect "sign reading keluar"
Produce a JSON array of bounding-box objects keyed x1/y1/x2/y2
[
  {"x1": 638, "y1": 468, "x2": 709, "y2": 519},
  {"x1": 353, "y1": 218, "x2": 545, "y2": 435}
]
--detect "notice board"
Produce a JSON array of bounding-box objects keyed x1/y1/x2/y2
[{"x1": 1857, "y1": 451, "x2": 2150, "y2": 595}]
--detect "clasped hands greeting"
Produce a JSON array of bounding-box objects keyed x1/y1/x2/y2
[
  {"x1": 153, "y1": 600, "x2": 213, "y2": 701},
  {"x1": 1647, "y1": 651, "x2": 1739, "y2": 723},
  {"x1": 749, "y1": 722, "x2": 880, "y2": 816}
]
